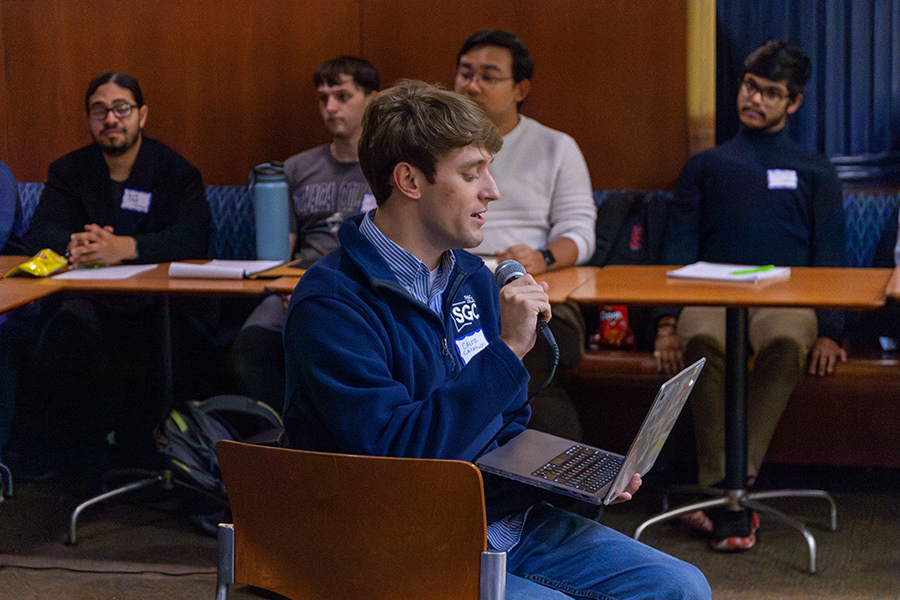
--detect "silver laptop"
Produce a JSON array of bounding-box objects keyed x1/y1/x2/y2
[{"x1": 476, "y1": 358, "x2": 705, "y2": 505}]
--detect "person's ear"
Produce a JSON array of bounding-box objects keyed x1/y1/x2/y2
[
  {"x1": 392, "y1": 162, "x2": 422, "y2": 199},
  {"x1": 786, "y1": 92, "x2": 803, "y2": 116},
  {"x1": 138, "y1": 104, "x2": 149, "y2": 129},
  {"x1": 513, "y1": 79, "x2": 531, "y2": 105}
]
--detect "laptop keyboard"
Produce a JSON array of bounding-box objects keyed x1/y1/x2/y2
[{"x1": 532, "y1": 445, "x2": 624, "y2": 492}]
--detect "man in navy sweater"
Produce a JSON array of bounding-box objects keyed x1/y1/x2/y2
[
  {"x1": 655, "y1": 41, "x2": 846, "y2": 551},
  {"x1": 283, "y1": 80, "x2": 710, "y2": 599}
]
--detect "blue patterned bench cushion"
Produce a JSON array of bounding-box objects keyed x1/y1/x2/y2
[
  {"x1": 843, "y1": 189, "x2": 900, "y2": 267},
  {"x1": 16, "y1": 182, "x2": 43, "y2": 232},
  {"x1": 206, "y1": 185, "x2": 254, "y2": 260},
  {"x1": 16, "y1": 182, "x2": 256, "y2": 260},
  {"x1": 15, "y1": 182, "x2": 900, "y2": 266}
]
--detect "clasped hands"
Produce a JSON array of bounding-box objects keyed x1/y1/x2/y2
[{"x1": 66, "y1": 224, "x2": 138, "y2": 267}]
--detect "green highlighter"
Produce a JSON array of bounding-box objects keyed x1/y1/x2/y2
[{"x1": 730, "y1": 265, "x2": 775, "y2": 275}]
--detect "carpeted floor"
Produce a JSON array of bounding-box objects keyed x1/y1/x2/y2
[
  {"x1": 601, "y1": 464, "x2": 900, "y2": 599},
  {"x1": 0, "y1": 462, "x2": 898, "y2": 599}
]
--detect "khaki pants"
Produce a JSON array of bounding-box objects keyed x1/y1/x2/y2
[{"x1": 677, "y1": 306, "x2": 818, "y2": 487}]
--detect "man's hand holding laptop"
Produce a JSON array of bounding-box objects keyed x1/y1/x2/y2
[{"x1": 609, "y1": 473, "x2": 642, "y2": 504}]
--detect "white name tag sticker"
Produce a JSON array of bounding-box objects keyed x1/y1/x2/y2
[
  {"x1": 121, "y1": 189, "x2": 152, "y2": 213},
  {"x1": 455, "y1": 328, "x2": 489, "y2": 365},
  {"x1": 767, "y1": 169, "x2": 798, "y2": 190}
]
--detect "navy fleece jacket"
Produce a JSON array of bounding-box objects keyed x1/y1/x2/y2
[{"x1": 283, "y1": 213, "x2": 551, "y2": 521}]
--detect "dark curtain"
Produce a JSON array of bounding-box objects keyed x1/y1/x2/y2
[{"x1": 716, "y1": 0, "x2": 900, "y2": 182}]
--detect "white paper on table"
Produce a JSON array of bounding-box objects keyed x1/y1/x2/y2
[
  {"x1": 168, "y1": 260, "x2": 284, "y2": 280},
  {"x1": 53, "y1": 264, "x2": 158, "y2": 280},
  {"x1": 666, "y1": 261, "x2": 791, "y2": 283}
]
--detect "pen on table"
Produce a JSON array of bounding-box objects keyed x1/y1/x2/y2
[{"x1": 730, "y1": 264, "x2": 775, "y2": 275}]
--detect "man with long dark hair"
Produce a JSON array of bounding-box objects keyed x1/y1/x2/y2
[{"x1": 14, "y1": 72, "x2": 209, "y2": 474}]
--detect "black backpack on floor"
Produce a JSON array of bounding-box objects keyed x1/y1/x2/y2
[{"x1": 154, "y1": 395, "x2": 284, "y2": 499}]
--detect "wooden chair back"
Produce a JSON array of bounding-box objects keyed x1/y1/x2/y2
[{"x1": 216, "y1": 440, "x2": 488, "y2": 600}]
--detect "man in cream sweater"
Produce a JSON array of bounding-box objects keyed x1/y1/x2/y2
[{"x1": 454, "y1": 29, "x2": 596, "y2": 441}]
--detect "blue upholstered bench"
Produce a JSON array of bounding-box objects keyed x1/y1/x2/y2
[
  {"x1": 16, "y1": 182, "x2": 256, "y2": 260},
  {"x1": 842, "y1": 188, "x2": 900, "y2": 268},
  {"x1": 17, "y1": 182, "x2": 900, "y2": 267}
]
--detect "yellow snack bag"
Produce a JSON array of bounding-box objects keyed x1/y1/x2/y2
[{"x1": 3, "y1": 249, "x2": 69, "y2": 278}]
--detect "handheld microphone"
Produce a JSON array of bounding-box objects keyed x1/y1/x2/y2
[
  {"x1": 494, "y1": 259, "x2": 559, "y2": 367},
  {"x1": 472, "y1": 259, "x2": 560, "y2": 460}
]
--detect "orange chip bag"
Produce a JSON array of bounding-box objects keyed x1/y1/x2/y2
[{"x1": 590, "y1": 304, "x2": 635, "y2": 349}]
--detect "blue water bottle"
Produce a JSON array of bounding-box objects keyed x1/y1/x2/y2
[{"x1": 248, "y1": 162, "x2": 291, "y2": 261}]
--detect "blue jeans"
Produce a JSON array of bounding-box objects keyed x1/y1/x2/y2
[{"x1": 503, "y1": 503, "x2": 711, "y2": 600}]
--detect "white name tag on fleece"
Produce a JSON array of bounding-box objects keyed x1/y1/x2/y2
[
  {"x1": 767, "y1": 169, "x2": 798, "y2": 190},
  {"x1": 455, "y1": 328, "x2": 488, "y2": 365},
  {"x1": 121, "y1": 188, "x2": 152, "y2": 213}
]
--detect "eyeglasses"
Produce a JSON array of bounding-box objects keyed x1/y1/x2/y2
[
  {"x1": 741, "y1": 77, "x2": 790, "y2": 105},
  {"x1": 456, "y1": 70, "x2": 515, "y2": 87},
  {"x1": 88, "y1": 103, "x2": 137, "y2": 121}
]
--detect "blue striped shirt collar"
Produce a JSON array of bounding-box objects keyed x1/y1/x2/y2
[{"x1": 359, "y1": 209, "x2": 456, "y2": 314}]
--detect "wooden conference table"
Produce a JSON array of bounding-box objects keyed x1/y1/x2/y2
[
  {"x1": 1, "y1": 255, "x2": 300, "y2": 392},
  {"x1": 568, "y1": 264, "x2": 890, "y2": 309},
  {"x1": 263, "y1": 260, "x2": 598, "y2": 303},
  {"x1": 569, "y1": 264, "x2": 892, "y2": 573},
  {"x1": 0, "y1": 277, "x2": 60, "y2": 314},
  {"x1": 0, "y1": 255, "x2": 310, "y2": 539},
  {"x1": 885, "y1": 266, "x2": 900, "y2": 299},
  {"x1": 1, "y1": 254, "x2": 595, "y2": 315},
  {"x1": 0, "y1": 256, "x2": 288, "y2": 297},
  {"x1": 0, "y1": 256, "x2": 296, "y2": 408}
]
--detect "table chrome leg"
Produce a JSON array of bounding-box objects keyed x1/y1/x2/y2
[
  {"x1": 741, "y1": 497, "x2": 818, "y2": 574},
  {"x1": 67, "y1": 473, "x2": 165, "y2": 544}
]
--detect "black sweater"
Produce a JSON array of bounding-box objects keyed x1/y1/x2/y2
[
  {"x1": 664, "y1": 127, "x2": 846, "y2": 341},
  {"x1": 23, "y1": 137, "x2": 210, "y2": 263}
]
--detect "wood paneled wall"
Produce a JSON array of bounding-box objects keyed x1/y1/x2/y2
[{"x1": 0, "y1": 0, "x2": 687, "y2": 189}]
